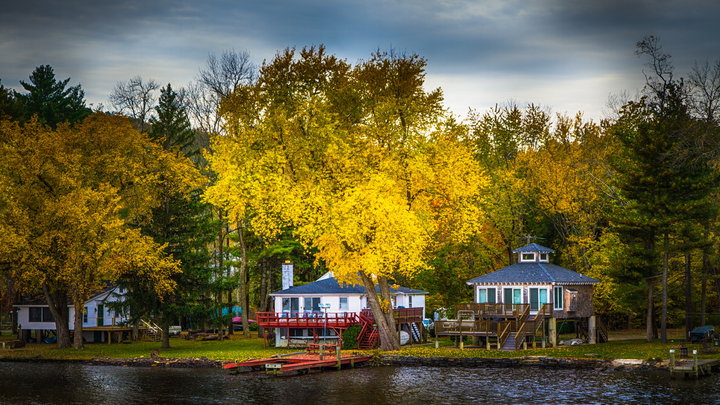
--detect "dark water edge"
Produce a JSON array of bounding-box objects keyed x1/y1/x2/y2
[{"x1": 1, "y1": 361, "x2": 719, "y2": 404}]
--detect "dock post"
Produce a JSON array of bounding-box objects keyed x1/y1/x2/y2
[
  {"x1": 459, "y1": 339, "x2": 464, "y2": 350},
  {"x1": 336, "y1": 345, "x2": 341, "y2": 370},
  {"x1": 669, "y1": 349, "x2": 675, "y2": 372},
  {"x1": 693, "y1": 350, "x2": 698, "y2": 377},
  {"x1": 434, "y1": 339, "x2": 439, "y2": 349},
  {"x1": 588, "y1": 316, "x2": 597, "y2": 344},
  {"x1": 319, "y1": 343, "x2": 325, "y2": 361},
  {"x1": 549, "y1": 318, "x2": 557, "y2": 347}
]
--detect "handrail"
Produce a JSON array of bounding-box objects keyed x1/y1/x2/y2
[
  {"x1": 511, "y1": 305, "x2": 531, "y2": 350},
  {"x1": 497, "y1": 321, "x2": 512, "y2": 349}
]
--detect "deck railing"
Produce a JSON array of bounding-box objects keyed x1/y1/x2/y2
[
  {"x1": 360, "y1": 307, "x2": 423, "y2": 324},
  {"x1": 256, "y1": 312, "x2": 360, "y2": 328}
]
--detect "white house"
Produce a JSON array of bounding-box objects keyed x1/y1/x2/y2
[
  {"x1": 14, "y1": 286, "x2": 129, "y2": 343},
  {"x1": 263, "y1": 272, "x2": 427, "y2": 348}
]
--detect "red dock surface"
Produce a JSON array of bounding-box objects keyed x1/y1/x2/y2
[{"x1": 224, "y1": 345, "x2": 372, "y2": 375}]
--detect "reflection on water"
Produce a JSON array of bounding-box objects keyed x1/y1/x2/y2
[{"x1": 1, "y1": 361, "x2": 719, "y2": 404}]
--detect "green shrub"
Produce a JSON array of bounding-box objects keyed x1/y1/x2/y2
[{"x1": 342, "y1": 325, "x2": 361, "y2": 349}]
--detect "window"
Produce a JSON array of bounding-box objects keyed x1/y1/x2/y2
[
  {"x1": 29, "y1": 307, "x2": 41, "y2": 322},
  {"x1": 282, "y1": 297, "x2": 299, "y2": 313},
  {"x1": 554, "y1": 286, "x2": 564, "y2": 310},
  {"x1": 529, "y1": 288, "x2": 548, "y2": 311},
  {"x1": 83, "y1": 306, "x2": 88, "y2": 323},
  {"x1": 539, "y1": 252, "x2": 548, "y2": 262},
  {"x1": 339, "y1": 297, "x2": 349, "y2": 310},
  {"x1": 521, "y1": 252, "x2": 536, "y2": 262},
  {"x1": 477, "y1": 287, "x2": 496, "y2": 304},
  {"x1": 503, "y1": 288, "x2": 522, "y2": 308},
  {"x1": 304, "y1": 297, "x2": 321, "y2": 312},
  {"x1": 29, "y1": 307, "x2": 54, "y2": 323}
]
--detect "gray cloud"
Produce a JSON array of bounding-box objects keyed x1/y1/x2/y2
[{"x1": 2, "y1": 0, "x2": 718, "y2": 119}]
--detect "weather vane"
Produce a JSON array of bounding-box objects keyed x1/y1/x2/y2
[{"x1": 519, "y1": 235, "x2": 544, "y2": 244}]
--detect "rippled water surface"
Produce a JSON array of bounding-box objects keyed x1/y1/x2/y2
[{"x1": 1, "y1": 362, "x2": 719, "y2": 404}]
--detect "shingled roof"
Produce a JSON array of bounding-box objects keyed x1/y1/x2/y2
[
  {"x1": 512, "y1": 243, "x2": 555, "y2": 253},
  {"x1": 270, "y1": 276, "x2": 428, "y2": 296},
  {"x1": 467, "y1": 262, "x2": 599, "y2": 285}
]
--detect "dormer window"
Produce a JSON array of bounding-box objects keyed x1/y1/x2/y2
[
  {"x1": 520, "y1": 252, "x2": 536, "y2": 262},
  {"x1": 539, "y1": 252, "x2": 549, "y2": 262}
]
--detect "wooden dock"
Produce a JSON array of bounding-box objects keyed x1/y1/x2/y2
[
  {"x1": 223, "y1": 344, "x2": 372, "y2": 375},
  {"x1": 668, "y1": 349, "x2": 720, "y2": 378}
]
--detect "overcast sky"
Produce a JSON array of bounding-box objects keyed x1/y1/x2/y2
[{"x1": 2, "y1": 0, "x2": 719, "y2": 122}]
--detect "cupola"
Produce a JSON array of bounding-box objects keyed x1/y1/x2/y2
[{"x1": 513, "y1": 243, "x2": 554, "y2": 263}]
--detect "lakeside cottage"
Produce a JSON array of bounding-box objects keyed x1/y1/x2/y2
[
  {"x1": 436, "y1": 243, "x2": 605, "y2": 350},
  {"x1": 259, "y1": 268, "x2": 428, "y2": 348},
  {"x1": 14, "y1": 286, "x2": 133, "y2": 343}
]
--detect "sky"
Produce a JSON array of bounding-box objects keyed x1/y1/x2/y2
[{"x1": 2, "y1": 0, "x2": 719, "y2": 122}]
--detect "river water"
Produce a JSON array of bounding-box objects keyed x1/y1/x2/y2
[{"x1": 1, "y1": 362, "x2": 719, "y2": 404}]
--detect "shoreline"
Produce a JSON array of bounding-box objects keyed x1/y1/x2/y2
[{"x1": 0, "y1": 354, "x2": 665, "y2": 371}]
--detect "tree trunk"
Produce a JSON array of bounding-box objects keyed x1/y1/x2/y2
[
  {"x1": 237, "y1": 220, "x2": 250, "y2": 338},
  {"x1": 700, "y1": 252, "x2": 708, "y2": 325},
  {"x1": 646, "y1": 278, "x2": 654, "y2": 342},
  {"x1": 72, "y1": 298, "x2": 84, "y2": 349},
  {"x1": 359, "y1": 273, "x2": 399, "y2": 351},
  {"x1": 660, "y1": 233, "x2": 668, "y2": 344},
  {"x1": 161, "y1": 322, "x2": 170, "y2": 349},
  {"x1": 684, "y1": 252, "x2": 692, "y2": 336},
  {"x1": 43, "y1": 285, "x2": 71, "y2": 348}
]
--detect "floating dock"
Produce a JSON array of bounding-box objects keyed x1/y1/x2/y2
[
  {"x1": 223, "y1": 344, "x2": 372, "y2": 375},
  {"x1": 668, "y1": 349, "x2": 720, "y2": 378}
]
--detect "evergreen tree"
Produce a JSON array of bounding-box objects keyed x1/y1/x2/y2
[
  {"x1": 18, "y1": 65, "x2": 90, "y2": 127},
  {"x1": 149, "y1": 84, "x2": 194, "y2": 153},
  {"x1": 0, "y1": 80, "x2": 24, "y2": 120},
  {"x1": 115, "y1": 85, "x2": 217, "y2": 348}
]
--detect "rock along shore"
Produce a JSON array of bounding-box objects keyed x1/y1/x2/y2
[
  {"x1": 1, "y1": 355, "x2": 663, "y2": 371},
  {"x1": 378, "y1": 355, "x2": 665, "y2": 371}
]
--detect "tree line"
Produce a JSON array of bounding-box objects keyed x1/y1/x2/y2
[{"x1": 1, "y1": 36, "x2": 720, "y2": 349}]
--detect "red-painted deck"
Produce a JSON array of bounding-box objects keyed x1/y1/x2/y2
[
  {"x1": 223, "y1": 345, "x2": 372, "y2": 374},
  {"x1": 256, "y1": 312, "x2": 360, "y2": 328}
]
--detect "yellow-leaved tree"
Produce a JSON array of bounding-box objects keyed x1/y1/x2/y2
[
  {"x1": 205, "y1": 47, "x2": 487, "y2": 350},
  {"x1": 0, "y1": 115, "x2": 200, "y2": 348}
]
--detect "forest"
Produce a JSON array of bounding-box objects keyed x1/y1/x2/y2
[{"x1": 1, "y1": 36, "x2": 720, "y2": 350}]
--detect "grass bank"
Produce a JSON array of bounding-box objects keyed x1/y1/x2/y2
[{"x1": 0, "y1": 332, "x2": 717, "y2": 364}]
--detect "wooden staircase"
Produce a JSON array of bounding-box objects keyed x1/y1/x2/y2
[
  {"x1": 357, "y1": 313, "x2": 379, "y2": 349},
  {"x1": 500, "y1": 334, "x2": 516, "y2": 351}
]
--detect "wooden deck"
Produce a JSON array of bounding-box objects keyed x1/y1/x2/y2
[
  {"x1": 669, "y1": 355, "x2": 720, "y2": 378},
  {"x1": 223, "y1": 344, "x2": 372, "y2": 375}
]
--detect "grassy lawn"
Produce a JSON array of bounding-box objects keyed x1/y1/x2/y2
[
  {"x1": 395, "y1": 338, "x2": 717, "y2": 361},
  {"x1": 0, "y1": 334, "x2": 291, "y2": 362},
  {"x1": 1, "y1": 329, "x2": 718, "y2": 363}
]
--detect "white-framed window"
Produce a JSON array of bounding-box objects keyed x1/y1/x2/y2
[
  {"x1": 529, "y1": 287, "x2": 548, "y2": 311},
  {"x1": 339, "y1": 297, "x2": 349, "y2": 310},
  {"x1": 539, "y1": 252, "x2": 549, "y2": 262},
  {"x1": 520, "y1": 252, "x2": 536, "y2": 262},
  {"x1": 554, "y1": 286, "x2": 564, "y2": 310},
  {"x1": 503, "y1": 288, "x2": 522, "y2": 305},
  {"x1": 29, "y1": 307, "x2": 54, "y2": 323},
  {"x1": 83, "y1": 306, "x2": 89, "y2": 323},
  {"x1": 476, "y1": 287, "x2": 497, "y2": 303},
  {"x1": 304, "y1": 297, "x2": 321, "y2": 313},
  {"x1": 408, "y1": 295, "x2": 413, "y2": 308}
]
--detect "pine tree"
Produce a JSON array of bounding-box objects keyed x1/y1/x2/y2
[
  {"x1": 18, "y1": 65, "x2": 90, "y2": 127},
  {"x1": 149, "y1": 84, "x2": 195, "y2": 154}
]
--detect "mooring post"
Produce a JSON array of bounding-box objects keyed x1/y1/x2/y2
[
  {"x1": 669, "y1": 349, "x2": 675, "y2": 372},
  {"x1": 336, "y1": 345, "x2": 341, "y2": 369},
  {"x1": 693, "y1": 349, "x2": 698, "y2": 377},
  {"x1": 319, "y1": 343, "x2": 325, "y2": 360}
]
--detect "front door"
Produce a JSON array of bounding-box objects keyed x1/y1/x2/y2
[
  {"x1": 503, "y1": 288, "x2": 521, "y2": 312},
  {"x1": 97, "y1": 304, "x2": 104, "y2": 327}
]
